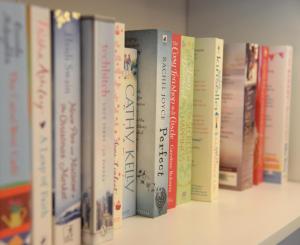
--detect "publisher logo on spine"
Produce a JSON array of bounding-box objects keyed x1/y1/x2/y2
[
  {"x1": 162, "y1": 34, "x2": 168, "y2": 44},
  {"x1": 155, "y1": 187, "x2": 167, "y2": 213}
]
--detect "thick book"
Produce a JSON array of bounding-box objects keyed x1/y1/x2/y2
[
  {"x1": 81, "y1": 16, "x2": 115, "y2": 244},
  {"x1": 192, "y1": 38, "x2": 224, "y2": 202},
  {"x1": 176, "y1": 35, "x2": 195, "y2": 205},
  {"x1": 168, "y1": 33, "x2": 181, "y2": 209},
  {"x1": 264, "y1": 46, "x2": 293, "y2": 184},
  {"x1": 52, "y1": 10, "x2": 81, "y2": 244},
  {"x1": 126, "y1": 30, "x2": 171, "y2": 217},
  {"x1": 28, "y1": 5, "x2": 52, "y2": 245},
  {"x1": 220, "y1": 43, "x2": 258, "y2": 191},
  {"x1": 113, "y1": 22, "x2": 125, "y2": 229},
  {"x1": 0, "y1": 2, "x2": 31, "y2": 244},
  {"x1": 123, "y1": 48, "x2": 138, "y2": 218},
  {"x1": 253, "y1": 46, "x2": 269, "y2": 185}
]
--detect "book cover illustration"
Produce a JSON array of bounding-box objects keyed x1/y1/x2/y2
[
  {"x1": 0, "y1": 2, "x2": 31, "y2": 244},
  {"x1": 126, "y1": 30, "x2": 171, "y2": 217},
  {"x1": 52, "y1": 10, "x2": 81, "y2": 244},
  {"x1": 28, "y1": 5, "x2": 52, "y2": 245},
  {"x1": 176, "y1": 36, "x2": 195, "y2": 205},
  {"x1": 123, "y1": 48, "x2": 137, "y2": 218},
  {"x1": 113, "y1": 22, "x2": 125, "y2": 229}
]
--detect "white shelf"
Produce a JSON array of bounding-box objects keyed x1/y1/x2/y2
[{"x1": 107, "y1": 182, "x2": 300, "y2": 245}]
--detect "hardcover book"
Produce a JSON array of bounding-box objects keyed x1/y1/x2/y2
[
  {"x1": 113, "y1": 22, "x2": 125, "y2": 229},
  {"x1": 52, "y1": 10, "x2": 81, "y2": 245},
  {"x1": 220, "y1": 43, "x2": 258, "y2": 191},
  {"x1": 126, "y1": 30, "x2": 171, "y2": 217},
  {"x1": 192, "y1": 38, "x2": 224, "y2": 202},
  {"x1": 253, "y1": 46, "x2": 269, "y2": 185},
  {"x1": 168, "y1": 33, "x2": 181, "y2": 209},
  {"x1": 0, "y1": 2, "x2": 31, "y2": 244},
  {"x1": 81, "y1": 16, "x2": 115, "y2": 244},
  {"x1": 264, "y1": 46, "x2": 293, "y2": 184},
  {"x1": 28, "y1": 5, "x2": 52, "y2": 245},
  {"x1": 176, "y1": 35, "x2": 195, "y2": 205},
  {"x1": 123, "y1": 48, "x2": 137, "y2": 218}
]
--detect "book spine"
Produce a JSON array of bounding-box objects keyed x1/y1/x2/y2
[
  {"x1": 113, "y1": 22, "x2": 125, "y2": 229},
  {"x1": 0, "y1": 3, "x2": 31, "y2": 244},
  {"x1": 154, "y1": 30, "x2": 171, "y2": 215},
  {"x1": 29, "y1": 6, "x2": 52, "y2": 245},
  {"x1": 168, "y1": 33, "x2": 181, "y2": 209},
  {"x1": 253, "y1": 46, "x2": 268, "y2": 185},
  {"x1": 123, "y1": 48, "x2": 137, "y2": 218},
  {"x1": 176, "y1": 36, "x2": 195, "y2": 204},
  {"x1": 52, "y1": 10, "x2": 81, "y2": 245}
]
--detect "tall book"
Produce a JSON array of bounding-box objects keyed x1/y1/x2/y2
[
  {"x1": 52, "y1": 10, "x2": 81, "y2": 244},
  {"x1": 123, "y1": 48, "x2": 137, "y2": 218},
  {"x1": 176, "y1": 35, "x2": 195, "y2": 205},
  {"x1": 264, "y1": 46, "x2": 293, "y2": 184},
  {"x1": 192, "y1": 38, "x2": 224, "y2": 202},
  {"x1": 28, "y1": 5, "x2": 52, "y2": 244},
  {"x1": 0, "y1": 2, "x2": 31, "y2": 244},
  {"x1": 168, "y1": 33, "x2": 181, "y2": 209},
  {"x1": 126, "y1": 30, "x2": 171, "y2": 217},
  {"x1": 113, "y1": 22, "x2": 125, "y2": 229},
  {"x1": 81, "y1": 16, "x2": 115, "y2": 244},
  {"x1": 253, "y1": 46, "x2": 269, "y2": 185},
  {"x1": 220, "y1": 43, "x2": 258, "y2": 191}
]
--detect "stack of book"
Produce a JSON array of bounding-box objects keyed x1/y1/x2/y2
[{"x1": 0, "y1": 1, "x2": 293, "y2": 244}]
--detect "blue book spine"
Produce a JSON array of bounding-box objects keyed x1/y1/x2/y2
[
  {"x1": 52, "y1": 10, "x2": 81, "y2": 244},
  {"x1": 0, "y1": 2, "x2": 31, "y2": 244}
]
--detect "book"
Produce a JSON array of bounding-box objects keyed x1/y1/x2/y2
[
  {"x1": 253, "y1": 46, "x2": 269, "y2": 185},
  {"x1": 0, "y1": 2, "x2": 31, "y2": 244},
  {"x1": 176, "y1": 35, "x2": 195, "y2": 205},
  {"x1": 123, "y1": 48, "x2": 137, "y2": 218},
  {"x1": 28, "y1": 5, "x2": 52, "y2": 245},
  {"x1": 125, "y1": 30, "x2": 171, "y2": 217},
  {"x1": 192, "y1": 38, "x2": 224, "y2": 202},
  {"x1": 220, "y1": 43, "x2": 258, "y2": 191},
  {"x1": 52, "y1": 10, "x2": 81, "y2": 244},
  {"x1": 113, "y1": 22, "x2": 125, "y2": 229},
  {"x1": 168, "y1": 33, "x2": 181, "y2": 209},
  {"x1": 81, "y1": 16, "x2": 115, "y2": 244},
  {"x1": 264, "y1": 46, "x2": 293, "y2": 184}
]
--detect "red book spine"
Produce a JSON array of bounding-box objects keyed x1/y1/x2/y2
[
  {"x1": 253, "y1": 46, "x2": 269, "y2": 184},
  {"x1": 168, "y1": 33, "x2": 181, "y2": 209}
]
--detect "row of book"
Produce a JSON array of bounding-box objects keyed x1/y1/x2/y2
[{"x1": 0, "y1": 1, "x2": 293, "y2": 245}]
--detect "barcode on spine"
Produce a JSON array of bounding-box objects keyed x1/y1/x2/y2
[{"x1": 219, "y1": 171, "x2": 237, "y2": 187}]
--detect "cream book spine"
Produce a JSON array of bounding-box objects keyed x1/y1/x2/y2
[{"x1": 192, "y1": 38, "x2": 223, "y2": 202}]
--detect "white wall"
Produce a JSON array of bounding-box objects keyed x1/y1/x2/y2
[
  {"x1": 187, "y1": 0, "x2": 300, "y2": 181},
  {"x1": 19, "y1": 0, "x2": 187, "y2": 33}
]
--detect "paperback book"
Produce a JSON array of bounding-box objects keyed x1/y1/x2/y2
[
  {"x1": 220, "y1": 43, "x2": 258, "y2": 191},
  {"x1": 126, "y1": 30, "x2": 171, "y2": 217},
  {"x1": 123, "y1": 48, "x2": 137, "y2": 218},
  {"x1": 0, "y1": 2, "x2": 31, "y2": 244},
  {"x1": 52, "y1": 10, "x2": 81, "y2": 245},
  {"x1": 81, "y1": 16, "x2": 115, "y2": 244},
  {"x1": 28, "y1": 5, "x2": 52, "y2": 245},
  {"x1": 264, "y1": 46, "x2": 293, "y2": 184},
  {"x1": 192, "y1": 38, "x2": 223, "y2": 202}
]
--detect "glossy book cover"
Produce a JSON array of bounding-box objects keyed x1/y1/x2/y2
[
  {"x1": 52, "y1": 10, "x2": 81, "y2": 244},
  {"x1": 126, "y1": 30, "x2": 171, "y2": 217},
  {"x1": 0, "y1": 2, "x2": 31, "y2": 244},
  {"x1": 123, "y1": 48, "x2": 137, "y2": 218}
]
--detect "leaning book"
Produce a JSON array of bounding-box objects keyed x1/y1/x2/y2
[
  {"x1": 28, "y1": 5, "x2": 52, "y2": 245},
  {"x1": 0, "y1": 2, "x2": 31, "y2": 244},
  {"x1": 220, "y1": 43, "x2": 258, "y2": 191},
  {"x1": 264, "y1": 46, "x2": 293, "y2": 184},
  {"x1": 192, "y1": 38, "x2": 223, "y2": 202},
  {"x1": 81, "y1": 16, "x2": 115, "y2": 244},
  {"x1": 126, "y1": 30, "x2": 171, "y2": 217},
  {"x1": 52, "y1": 10, "x2": 81, "y2": 244}
]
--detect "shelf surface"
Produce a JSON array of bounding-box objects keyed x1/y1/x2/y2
[{"x1": 107, "y1": 182, "x2": 300, "y2": 245}]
